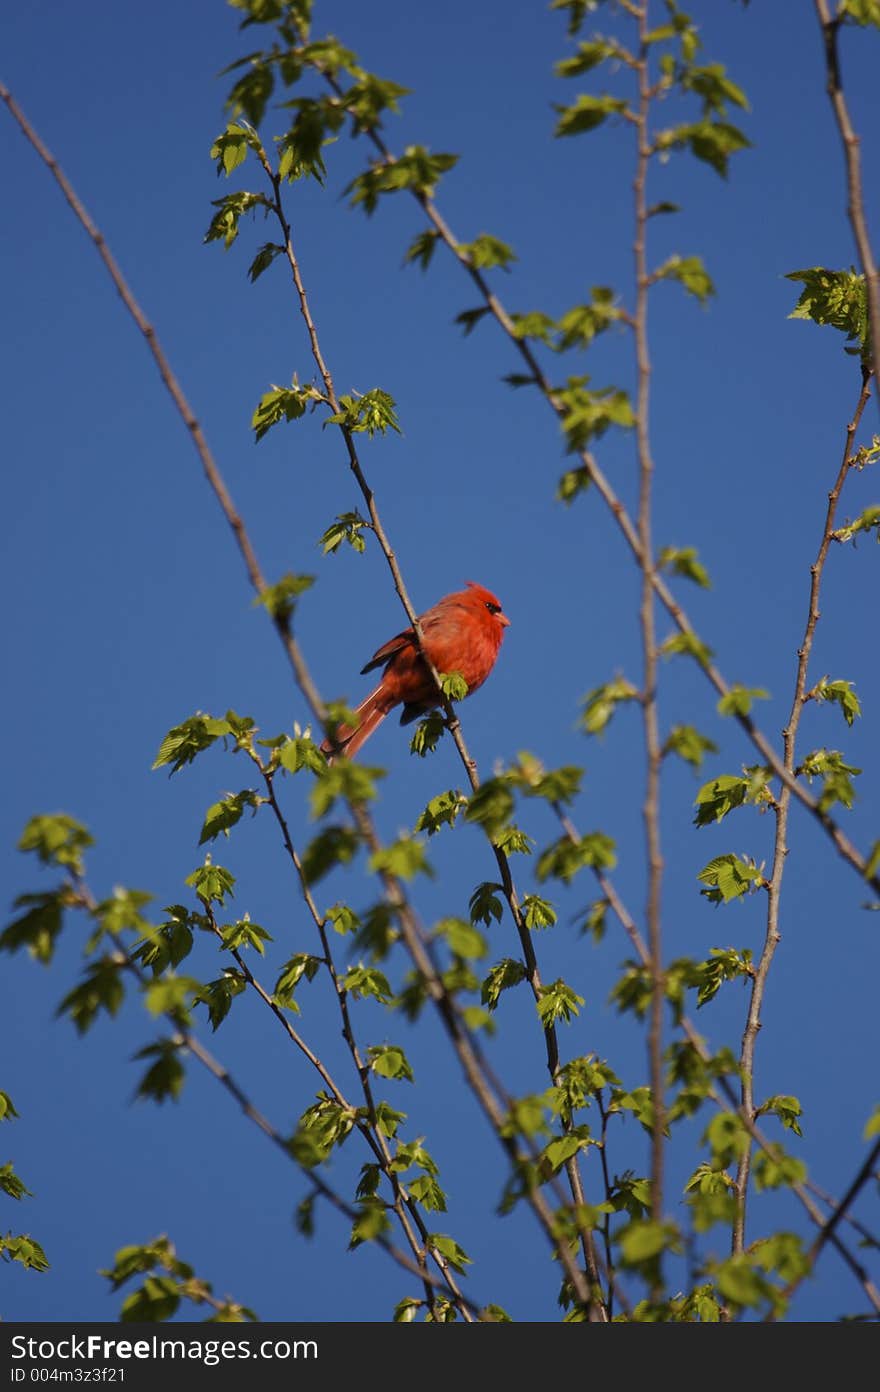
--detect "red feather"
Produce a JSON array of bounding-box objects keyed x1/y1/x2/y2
[{"x1": 322, "y1": 581, "x2": 510, "y2": 759}]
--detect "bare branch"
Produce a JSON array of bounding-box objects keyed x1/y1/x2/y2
[
  {"x1": 814, "y1": 2, "x2": 880, "y2": 398},
  {"x1": 733, "y1": 368, "x2": 874, "y2": 1253}
]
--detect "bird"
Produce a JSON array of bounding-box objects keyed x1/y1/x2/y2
[{"x1": 321, "y1": 581, "x2": 510, "y2": 760}]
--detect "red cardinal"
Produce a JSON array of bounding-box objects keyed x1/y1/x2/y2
[{"x1": 321, "y1": 581, "x2": 510, "y2": 760}]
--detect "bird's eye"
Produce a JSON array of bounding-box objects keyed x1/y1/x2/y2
[{"x1": 486, "y1": 601, "x2": 501, "y2": 615}]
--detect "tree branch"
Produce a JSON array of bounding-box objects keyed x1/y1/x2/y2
[
  {"x1": 814, "y1": 2, "x2": 880, "y2": 398},
  {"x1": 733, "y1": 367, "x2": 873, "y2": 1254}
]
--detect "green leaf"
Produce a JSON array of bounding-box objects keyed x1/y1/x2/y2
[
  {"x1": 403, "y1": 229, "x2": 441, "y2": 271},
  {"x1": 369, "y1": 838, "x2": 433, "y2": 881},
  {"x1": 810, "y1": 677, "x2": 861, "y2": 727},
  {"x1": 195, "y1": 972, "x2": 247, "y2": 1030},
  {"x1": 427, "y1": 1234, "x2": 471, "y2": 1274},
  {"x1": 580, "y1": 676, "x2": 639, "y2": 734},
  {"x1": 252, "y1": 382, "x2": 319, "y2": 442},
  {"x1": 555, "y1": 38, "x2": 629, "y2": 76},
  {"x1": 273, "y1": 953, "x2": 322, "y2": 1010},
  {"x1": 341, "y1": 964, "x2": 392, "y2": 1003},
  {"x1": 692, "y1": 947, "x2": 753, "y2": 1007},
  {"x1": 841, "y1": 0, "x2": 880, "y2": 25},
  {"x1": 301, "y1": 825, "x2": 360, "y2": 883},
  {"x1": 18, "y1": 814, "x2": 93, "y2": 875},
  {"x1": 367, "y1": 1045, "x2": 414, "y2": 1083},
  {"x1": 657, "y1": 545, "x2": 711, "y2": 588},
  {"x1": 347, "y1": 147, "x2": 459, "y2": 214},
  {"x1": 679, "y1": 63, "x2": 749, "y2": 116},
  {"x1": 653, "y1": 255, "x2": 714, "y2": 304},
  {"x1": 319, "y1": 510, "x2": 369, "y2": 555},
  {"x1": 348, "y1": 1199, "x2": 392, "y2": 1250},
  {"x1": 557, "y1": 466, "x2": 592, "y2": 504},
  {"x1": 326, "y1": 902, "x2": 360, "y2": 936},
  {"x1": 554, "y1": 93, "x2": 629, "y2": 137},
  {"x1": 660, "y1": 630, "x2": 714, "y2": 668},
  {"x1": 693, "y1": 774, "x2": 752, "y2": 826},
  {"x1": 663, "y1": 724, "x2": 718, "y2": 768},
  {"x1": 247, "y1": 242, "x2": 284, "y2": 283},
  {"x1": 797, "y1": 748, "x2": 862, "y2": 811},
  {"x1": 537, "y1": 978, "x2": 585, "y2": 1026},
  {"x1": 57, "y1": 959, "x2": 126, "y2": 1034},
  {"x1": 394, "y1": 1296, "x2": 422, "y2": 1322},
  {"x1": 717, "y1": 685, "x2": 770, "y2": 718},
  {"x1": 325, "y1": 388, "x2": 401, "y2": 438},
  {"x1": 864, "y1": 1104, "x2": 880, "y2": 1140},
  {"x1": 432, "y1": 917, "x2": 487, "y2": 961},
  {"x1": 787, "y1": 267, "x2": 870, "y2": 361},
  {"x1": 143, "y1": 974, "x2": 200, "y2": 1020},
  {"x1": 522, "y1": 895, "x2": 557, "y2": 931},
  {"x1": 0, "y1": 1163, "x2": 32, "y2": 1201},
  {"x1": 0, "y1": 1234, "x2": 50, "y2": 1272},
  {"x1": 536, "y1": 832, "x2": 616, "y2": 882},
  {"x1": 199, "y1": 790, "x2": 261, "y2": 844},
  {"x1": 555, "y1": 287, "x2": 624, "y2": 350},
  {"x1": 509, "y1": 753, "x2": 583, "y2": 805},
  {"x1": 409, "y1": 711, "x2": 446, "y2": 757},
  {"x1": 755, "y1": 1094, "x2": 803, "y2": 1138},
  {"x1": 0, "y1": 1091, "x2": 20, "y2": 1122},
  {"x1": 375, "y1": 1101, "x2": 406, "y2": 1139},
  {"x1": 465, "y1": 779, "x2": 515, "y2": 837},
  {"x1": 459, "y1": 233, "x2": 516, "y2": 270},
  {"x1": 550, "y1": 0, "x2": 596, "y2": 38},
  {"x1": 439, "y1": 671, "x2": 469, "y2": 701},
  {"x1": 481, "y1": 958, "x2": 527, "y2": 1010},
  {"x1": 753, "y1": 1146, "x2": 807, "y2": 1192},
  {"x1": 290, "y1": 1094, "x2": 356, "y2": 1166},
  {"x1": 454, "y1": 305, "x2": 492, "y2": 336},
  {"x1": 186, "y1": 860, "x2": 236, "y2": 906},
  {"x1": 1, "y1": 892, "x2": 64, "y2": 965},
  {"x1": 153, "y1": 713, "x2": 234, "y2": 774},
  {"x1": 220, "y1": 915, "x2": 272, "y2": 955},
  {"x1": 133, "y1": 1040, "x2": 185, "y2": 1104},
  {"x1": 619, "y1": 1220, "x2": 675, "y2": 1264},
  {"x1": 253, "y1": 572, "x2": 314, "y2": 623},
  {"x1": 697, "y1": 854, "x2": 764, "y2": 904},
  {"x1": 832, "y1": 503, "x2": 880, "y2": 544},
  {"x1": 278, "y1": 734, "x2": 326, "y2": 776},
  {"x1": 204, "y1": 190, "x2": 270, "y2": 250},
  {"x1": 408, "y1": 1175, "x2": 447, "y2": 1213},
  {"x1": 209, "y1": 123, "x2": 259, "y2": 177},
  {"x1": 414, "y1": 789, "x2": 466, "y2": 836},
  {"x1": 556, "y1": 377, "x2": 635, "y2": 452},
  {"x1": 469, "y1": 882, "x2": 504, "y2": 926},
  {"x1": 655, "y1": 119, "x2": 751, "y2": 177},
  {"x1": 310, "y1": 761, "x2": 383, "y2": 819},
  {"x1": 510, "y1": 310, "x2": 556, "y2": 345},
  {"x1": 344, "y1": 74, "x2": 411, "y2": 133}
]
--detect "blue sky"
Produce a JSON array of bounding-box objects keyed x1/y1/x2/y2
[{"x1": 1, "y1": 0, "x2": 878, "y2": 1322}]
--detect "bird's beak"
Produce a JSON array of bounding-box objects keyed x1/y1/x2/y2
[{"x1": 498, "y1": 613, "x2": 511, "y2": 627}]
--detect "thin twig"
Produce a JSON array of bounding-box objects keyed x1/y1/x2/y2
[
  {"x1": 733, "y1": 368, "x2": 873, "y2": 1254},
  {"x1": 243, "y1": 754, "x2": 473, "y2": 1319},
  {"x1": 633, "y1": 3, "x2": 666, "y2": 1234},
  {"x1": 813, "y1": 2, "x2": 880, "y2": 397},
  {"x1": 770, "y1": 1136, "x2": 880, "y2": 1318}
]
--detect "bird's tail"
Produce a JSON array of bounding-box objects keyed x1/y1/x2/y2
[{"x1": 320, "y1": 685, "x2": 392, "y2": 762}]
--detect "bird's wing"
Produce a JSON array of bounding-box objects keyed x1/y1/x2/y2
[{"x1": 360, "y1": 625, "x2": 416, "y2": 675}]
